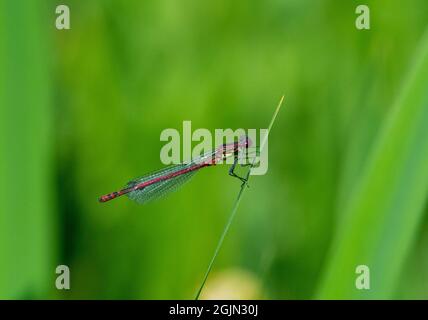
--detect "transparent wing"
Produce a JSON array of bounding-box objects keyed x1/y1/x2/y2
[
  {"x1": 122, "y1": 147, "x2": 258, "y2": 205},
  {"x1": 125, "y1": 161, "x2": 204, "y2": 204},
  {"x1": 127, "y1": 171, "x2": 197, "y2": 205}
]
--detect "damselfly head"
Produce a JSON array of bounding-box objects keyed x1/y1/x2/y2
[{"x1": 239, "y1": 135, "x2": 252, "y2": 148}]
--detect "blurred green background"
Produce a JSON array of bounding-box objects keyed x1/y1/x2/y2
[{"x1": 1, "y1": 0, "x2": 428, "y2": 299}]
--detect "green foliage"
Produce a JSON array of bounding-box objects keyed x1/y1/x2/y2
[
  {"x1": 1, "y1": 0, "x2": 428, "y2": 299},
  {"x1": 0, "y1": 1, "x2": 54, "y2": 298},
  {"x1": 318, "y1": 30, "x2": 428, "y2": 299}
]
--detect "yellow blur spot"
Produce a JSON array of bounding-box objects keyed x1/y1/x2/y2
[{"x1": 200, "y1": 268, "x2": 263, "y2": 300}]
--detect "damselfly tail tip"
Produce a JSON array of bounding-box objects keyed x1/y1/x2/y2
[{"x1": 99, "y1": 193, "x2": 115, "y2": 203}]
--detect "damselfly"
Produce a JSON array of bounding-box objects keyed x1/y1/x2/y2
[{"x1": 99, "y1": 136, "x2": 258, "y2": 204}]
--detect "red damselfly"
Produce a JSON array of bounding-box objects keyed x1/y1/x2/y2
[{"x1": 99, "y1": 136, "x2": 258, "y2": 204}]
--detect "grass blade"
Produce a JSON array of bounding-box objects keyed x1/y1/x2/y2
[
  {"x1": 195, "y1": 96, "x2": 284, "y2": 300},
  {"x1": 0, "y1": 2, "x2": 53, "y2": 298},
  {"x1": 317, "y1": 30, "x2": 428, "y2": 299}
]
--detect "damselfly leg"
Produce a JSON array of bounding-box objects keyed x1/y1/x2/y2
[{"x1": 228, "y1": 149, "x2": 257, "y2": 187}]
